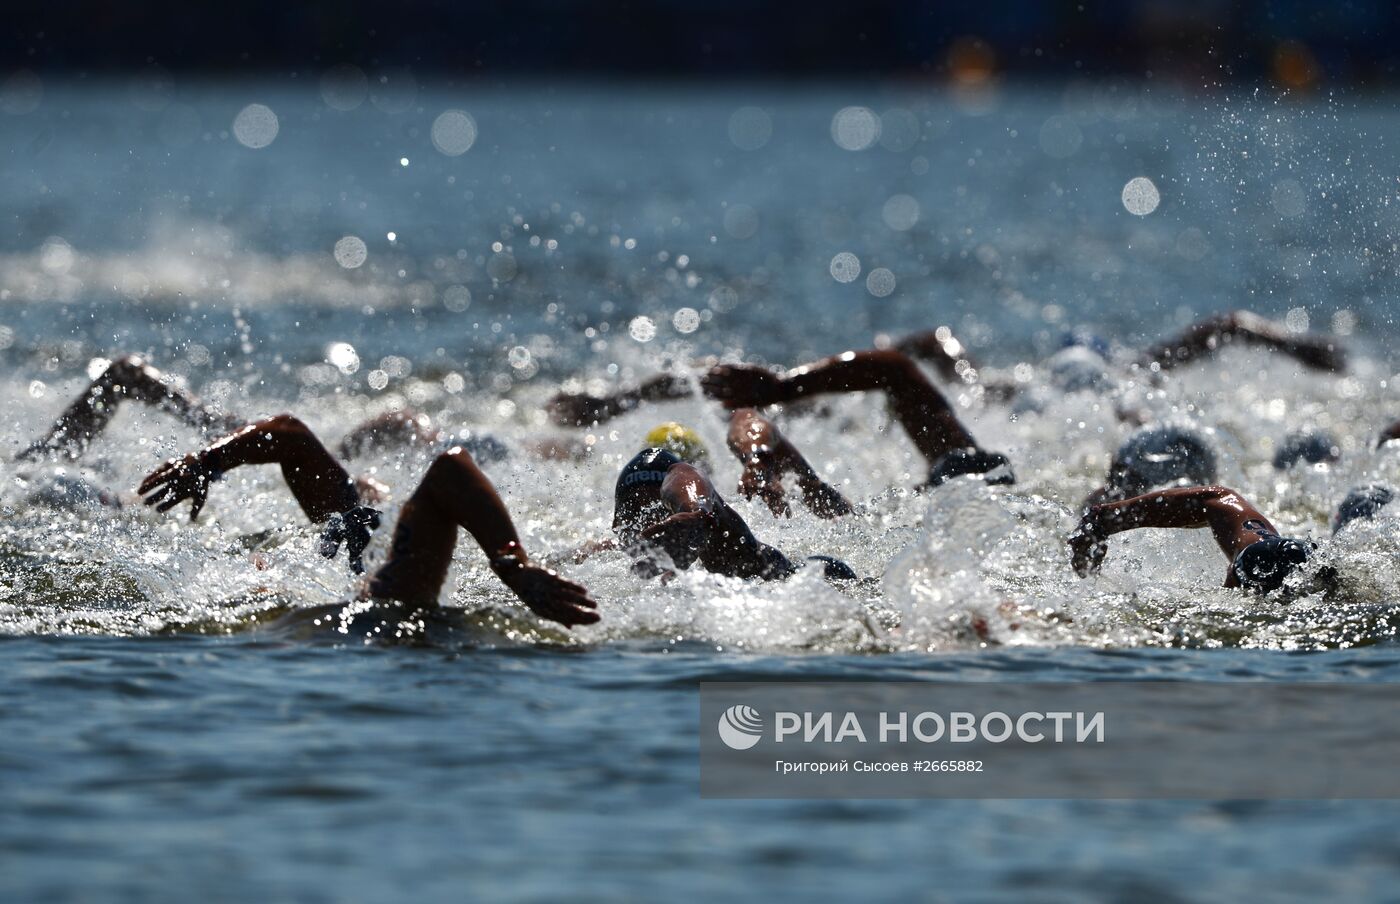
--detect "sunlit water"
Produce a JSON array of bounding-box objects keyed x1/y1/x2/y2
[{"x1": 2, "y1": 81, "x2": 1400, "y2": 900}]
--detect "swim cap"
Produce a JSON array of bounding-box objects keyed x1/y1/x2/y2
[
  {"x1": 1232, "y1": 536, "x2": 1311, "y2": 594},
  {"x1": 1272, "y1": 429, "x2": 1340, "y2": 470},
  {"x1": 806, "y1": 554, "x2": 857, "y2": 582},
  {"x1": 455, "y1": 433, "x2": 511, "y2": 464},
  {"x1": 927, "y1": 448, "x2": 1016, "y2": 487},
  {"x1": 1046, "y1": 346, "x2": 1110, "y2": 393},
  {"x1": 1109, "y1": 426, "x2": 1217, "y2": 497},
  {"x1": 613, "y1": 447, "x2": 682, "y2": 537},
  {"x1": 1059, "y1": 329, "x2": 1113, "y2": 359},
  {"x1": 1333, "y1": 484, "x2": 1395, "y2": 534},
  {"x1": 644, "y1": 422, "x2": 708, "y2": 463}
]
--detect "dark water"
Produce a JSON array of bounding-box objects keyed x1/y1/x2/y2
[
  {"x1": 4, "y1": 79, "x2": 1400, "y2": 900},
  {"x1": 7, "y1": 637, "x2": 1400, "y2": 902}
]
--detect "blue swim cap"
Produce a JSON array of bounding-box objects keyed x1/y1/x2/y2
[
  {"x1": 1110, "y1": 426, "x2": 1217, "y2": 497},
  {"x1": 1272, "y1": 429, "x2": 1340, "y2": 470},
  {"x1": 1333, "y1": 484, "x2": 1395, "y2": 534},
  {"x1": 613, "y1": 447, "x2": 683, "y2": 537},
  {"x1": 1060, "y1": 329, "x2": 1113, "y2": 358}
]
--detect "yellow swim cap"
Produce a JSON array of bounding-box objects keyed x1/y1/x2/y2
[{"x1": 645, "y1": 422, "x2": 708, "y2": 463}]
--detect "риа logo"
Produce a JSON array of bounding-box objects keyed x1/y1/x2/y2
[{"x1": 717, "y1": 704, "x2": 764, "y2": 750}]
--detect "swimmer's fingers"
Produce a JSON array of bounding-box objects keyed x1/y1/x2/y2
[
  {"x1": 546, "y1": 392, "x2": 613, "y2": 427},
  {"x1": 1067, "y1": 528, "x2": 1108, "y2": 577},
  {"x1": 508, "y1": 566, "x2": 600, "y2": 627},
  {"x1": 188, "y1": 479, "x2": 209, "y2": 521},
  {"x1": 701, "y1": 365, "x2": 784, "y2": 408}
]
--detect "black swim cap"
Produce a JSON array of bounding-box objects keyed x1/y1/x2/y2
[
  {"x1": 1232, "y1": 536, "x2": 1312, "y2": 594},
  {"x1": 1333, "y1": 484, "x2": 1395, "y2": 534},
  {"x1": 927, "y1": 448, "x2": 1015, "y2": 488},
  {"x1": 1110, "y1": 426, "x2": 1217, "y2": 497},
  {"x1": 1272, "y1": 429, "x2": 1341, "y2": 470},
  {"x1": 806, "y1": 554, "x2": 858, "y2": 582},
  {"x1": 613, "y1": 447, "x2": 682, "y2": 537}
]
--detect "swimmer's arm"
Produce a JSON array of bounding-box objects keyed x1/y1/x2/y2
[
  {"x1": 368, "y1": 449, "x2": 598, "y2": 626},
  {"x1": 894, "y1": 328, "x2": 980, "y2": 383},
  {"x1": 547, "y1": 373, "x2": 693, "y2": 427},
  {"x1": 726, "y1": 409, "x2": 851, "y2": 518},
  {"x1": 139, "y1": 414, "x2": 358, "y2": 522},
  {"x1": 1137, "y1": 311, "x2": 1346, "y2": 373},
  {"x1": 19, "y1": 355, "x2": 237, "y2": 460},
  {"x1": 546, "y1": 536, "x2": 618, "y2": 566},
  {"x1": 704, "y1": 350, "x2": 977, "y2": 466},
  {"x1": 1070, "y1": 486, "x2": 1272, "y2": 575},
  {"x1": 1379, "y1": 420, "x2": 1400, "y2": 448},
  {"x1": 635, "y1": 464, "x2": 723, "y2": 569}
]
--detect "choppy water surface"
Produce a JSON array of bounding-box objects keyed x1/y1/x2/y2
[{"x1": 2, "y1": 81, "x2": 1400, "y2": 900}]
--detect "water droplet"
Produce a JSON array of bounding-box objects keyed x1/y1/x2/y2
[
  {"x1": 727, "y1": 106, "x2": 771, "y2": 151},
  {"x1": 829, "y1": 252, "x2": 861, "y2": 283},
  {"x1": 232, "y1": 104, "x2": 279, "y2": 149},
  {"x1": 866, "y1": 267, "x2": 897, "y2": 297},
  {"x1": 1121, "y1": 176, "x2": 1160, "y2": 216},
  {"x1": 673, "y1": 307, "x2": 700, "y2": 333},
  {"x1": 878, "y1": 108, "x2": 920, "y2": 151},
  {"x1": 831, "y1": 106, "x2": 881, "y2": 151},
  {"x1": 333, "y1": 236, "x2": 367, "y2": 269},
  {"x1": 629, "y1": 316, "x2": 657, "y2": 342},
  {"x1": 431, "y1": 109, "x2": 477, "y2": 156},
  {"x1": 443, "y1": 285, "x2": 471, "y2": 312},
  {"x1": 326, "y1": 342, "x2": 360, "y2": 374},
  {"x1": 320, "y1": 64, "x2": 368, "y2": 111},
  {"x1": 881, "y1": 195, "x2": 920, "y2": 231}
]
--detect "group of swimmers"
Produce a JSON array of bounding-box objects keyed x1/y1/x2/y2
[{"x1": 13, "y1": 309, "x2": 1397, "y2": 635}]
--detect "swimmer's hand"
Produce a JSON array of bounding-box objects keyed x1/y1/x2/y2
[
  {"x1": 701, "y1": 364, "x2": 790, "y2": 409},
  {"x1": 318, "y1": 506, "x2": 382, "y2": 574},
  {"x1": 1068, "y1": 520, "x2": 1109, "y2": 577},
  {"x1": 547, "y1": 392, "x2": 619, "y2": 427},
  {"x1": 138, "y1": 453, "x2": 214, "y2": 520},
  {"x1": 640, "y1": 510, "x2": 716, "y2": 569},
  {"x1": 498, "y1": 564, "x2": 600, "y2": 628},
  {"x1": 799, "y1": 478, "x2": 854, "y2": 519}
]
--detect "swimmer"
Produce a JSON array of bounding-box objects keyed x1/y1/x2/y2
[
  {"x1": 362, "y1": 447, "x2": 597, "y2": 627},
  {"x1": 19, "y1": 354, "x2": 577, "y2": 465},
  {"x1": 18, "y1": 355, "x2": 243, "y2": 460},
  {"x1": 701, "y1": 348, "x2": 1014, "y2": 489},
  {"x1": 138, "y1": 414, "x2": 389, "y2": 572},
  {"x1": 1069, "y1": 485, "x2": 1318, "y2": 594},
  {"x1": 1081, "y1": 425, "x2": 1218, "y2": 509},
  {"x1": 724, "y1": 410, "x2": 852, "y2": 518},
  {"x1": 1333, "y1": 485, "x2": 1395, "y2": 534},
  {"x1": 547, "y1": 324, "x2": 986, "y2": 428},
  {"x1": 1272, "y1": 428, "x2": 1341, "y2": 470},
  {"x1": 546, "y1": 311, "x2": 1344, "y2": 428},
  {"x1": 608, "y1": 445, "x2": 855, "y2": 582},
  {"x1": 1135, "y1": 310, "x2": 1346, "y2": 375},
  {"x1": 1378, "y1": 419, "x2": 1400, "y2": 448}
]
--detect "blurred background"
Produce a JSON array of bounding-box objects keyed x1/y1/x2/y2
[{"x1": 4, "y1": 1, "x2": 1397, "y2": 84}]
